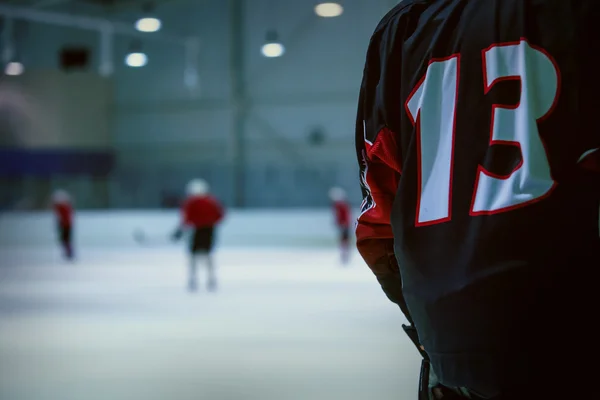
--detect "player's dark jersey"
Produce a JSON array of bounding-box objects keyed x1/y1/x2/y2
[{"x1": 356, "y1": 0, "x2": 599, "y2": 394}]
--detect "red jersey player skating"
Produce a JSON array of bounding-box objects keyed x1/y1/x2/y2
[
  {"x1": 172, "y1": 179, "x2": 225, "y2": 292},
  {"x1": 51, "y1": 189, "x2": 74, "y2": 261},
  {"x1": 329, "y1": 187, "x2": 352, "y2": 265}
]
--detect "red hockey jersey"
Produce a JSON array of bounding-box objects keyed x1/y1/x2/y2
[
  {"x1": 53, "y1": 202, "x2": 73, "y2": 226},
  {"x1": 332, "y1": 200, "x2": 351, "y2": 228},
  {"x1": 182, "y1": 195, "x2": 224, "y2": 228}
]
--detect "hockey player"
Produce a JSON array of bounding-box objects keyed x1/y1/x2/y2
[
  {"x1": 172, "y1": 179, "x2": 225, "y2": 292},
  {"x1": 355, "y1": 1, "x2": 599, "y2": 399},
  {"x1": 328, "y1": 187, "x2": 351, "y2": 265},
  {"x1": 51, "y1": 189, "x2": 74, "y2": 260}
]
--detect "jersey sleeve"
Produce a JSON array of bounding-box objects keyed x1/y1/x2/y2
[
  {"x1": 214, "y1": 198, "x2": 225, "y2": 223},
  {"x1": 355, "y1": 24, "x2": 413, "y2": 323},
  {"x1": 181, "y1": 199, "x2": 192, "y2": 226}
]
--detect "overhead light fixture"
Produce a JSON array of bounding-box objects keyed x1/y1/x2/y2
[
  {"x1": 125, "y1": 41, "x2": 148, "y2": 67},
  {"x1": 125, "y1": 52, "x2": 148, "y2": 67},
  {"x1": 261, "y1": 43, "x2": 285, "y2": 58},
  {"x1": 5, "y1": 61, "x2": 24, "y2": 76},
  {"x1": 135, "y1": 2, "x2": 162, "y2": 32},
  {"x1": 261, "y1": 31, "x2": 285, "y2": 58},
  {"x1": 135, "y1": 17, "x2": 161, "y2": 33},
  {"x1": 315, "y1": 2, "x2": 344, "y2": 18}
]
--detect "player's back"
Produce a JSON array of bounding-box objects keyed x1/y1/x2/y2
[
  {"x1": 183, "y1": 195, "x2": 224, "y2": 228},
  {"x1": 370, "y1": 0, "x2": 599, "y2": 394},
  {"x1": 333, "y1": 200, "x2": 351, "y2": 227},
  {"x1": 53, "y1": 202, "x2": 73, "y2": 226}
]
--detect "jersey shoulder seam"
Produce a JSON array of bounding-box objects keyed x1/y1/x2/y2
[{"x1": 372, "y1": 0, "x2": 428, "y2": 38}]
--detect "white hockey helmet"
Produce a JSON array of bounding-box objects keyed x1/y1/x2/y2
[
  {"x1": 186, "y1": 179, "x2": 209, "y2": 196},
  {"x1": 52, "y1": 189, "x2": 70, "y2": 203},
  {"x1": 329, "y1": 187, "x2": 346, "y2": 202}
]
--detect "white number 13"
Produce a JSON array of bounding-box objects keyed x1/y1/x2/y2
[{"x1": 406, "y1": 39, "x2": 560, "y2": 226}]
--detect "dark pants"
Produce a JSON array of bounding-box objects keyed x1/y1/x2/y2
[
  {"x1": 338, "y1": 227, "x2": 350, "y2": 264},
  {"x1": 57, "y1": 224, "x2": 73, "y2": 259},
  {"x1": 340, "y1": 227, "x2": 350, "y2": 243},
  {"x1": 189, "y1": 226, "x2": 215, "y2": 254},
  {"x1": 187, "y1": 226, "x2": 217, "y2": 292}
]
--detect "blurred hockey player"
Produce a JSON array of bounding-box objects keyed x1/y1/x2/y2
[
  {"x1": 172, "y1": 179, "x2": 225, "y2": 292},
  {"x1": 329, "y1": 187, "x2": 351, "y2": 265},
  {"x1": 51, "y1": 189, "x2": 74, "y2": 260}
]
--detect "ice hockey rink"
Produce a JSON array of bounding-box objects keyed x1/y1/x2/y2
[{"x1": 0, "y1": 211, "x2": 420, "y2": 400}]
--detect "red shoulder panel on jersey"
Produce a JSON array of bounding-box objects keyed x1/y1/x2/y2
[
  {"x1": 183, "y1": 196, "x2": 225, "y2": 228},
  {"x1": 364, "y1": 127, "x2": 402, "y2": 174},
  {"x1": 356, "y1": 127, "x2": 402, "y2": 275}
]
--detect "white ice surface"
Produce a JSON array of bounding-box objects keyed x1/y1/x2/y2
[{"x1": 0, "y1": 245, "x2": 419, "y2": 400}]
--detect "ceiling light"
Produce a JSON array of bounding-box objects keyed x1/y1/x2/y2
[
  {"x1": 261, "y1": 31, "x2": 285, "y2": 58},
  {"x1": 315, "y1": 3, "x2": 344, "y2": 18},
  {"x1": 261, "y1": 43, "x2": 285, "y2": 58},
  {"x1": 125, "y1": 52, "x2": 148, "y2": 67},
  {"x1": 135, "y1": 17, "x2": 161, "y2": 33},
  {"x1": 5, "y1": 61, "x2": 24, "y2": 76}
]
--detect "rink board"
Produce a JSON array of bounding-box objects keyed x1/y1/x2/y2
[{"x1": 0, "y1": 209, "x2": 358, "y2": 248}]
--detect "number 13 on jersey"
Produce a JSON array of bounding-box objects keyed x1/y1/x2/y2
[{"x1": 405, "y1": 39, "x2": 560, "y2": 227}]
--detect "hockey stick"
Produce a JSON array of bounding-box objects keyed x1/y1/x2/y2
[{"x1": 132, "y1": 228, "x2": 174, "y2": 246}]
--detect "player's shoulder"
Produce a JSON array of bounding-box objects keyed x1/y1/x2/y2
[
  {"x1": 374, "y1": 1, "x2": 422, "y2": 26},
  {"x1": 363, "y1": 0, "x2": 433, "y2": 71},
  {"x1": 369, "y1": 0, "x2": 429, "y2": 41},
  {"x1": 199, "y1": 195, "x2": 220, "y2": 206}
]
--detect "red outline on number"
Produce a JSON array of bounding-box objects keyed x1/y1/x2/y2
[
  {"x1": 405, "y1": 54, "x2": 460, "y2": 227},
  {"x1": 470, "y1": 38, "x2": 561, "y2": 216}
]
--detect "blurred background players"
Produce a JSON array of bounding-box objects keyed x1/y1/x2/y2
[
  {"x1": 172, "y1": 179, "x2": 225, "y2": 293},
  {"x1": 51, "y1": 189, "x2": 74, "y2": 261},
  {"x1": 329, "y1": 187, "x2": 351, "y2": 265}
]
